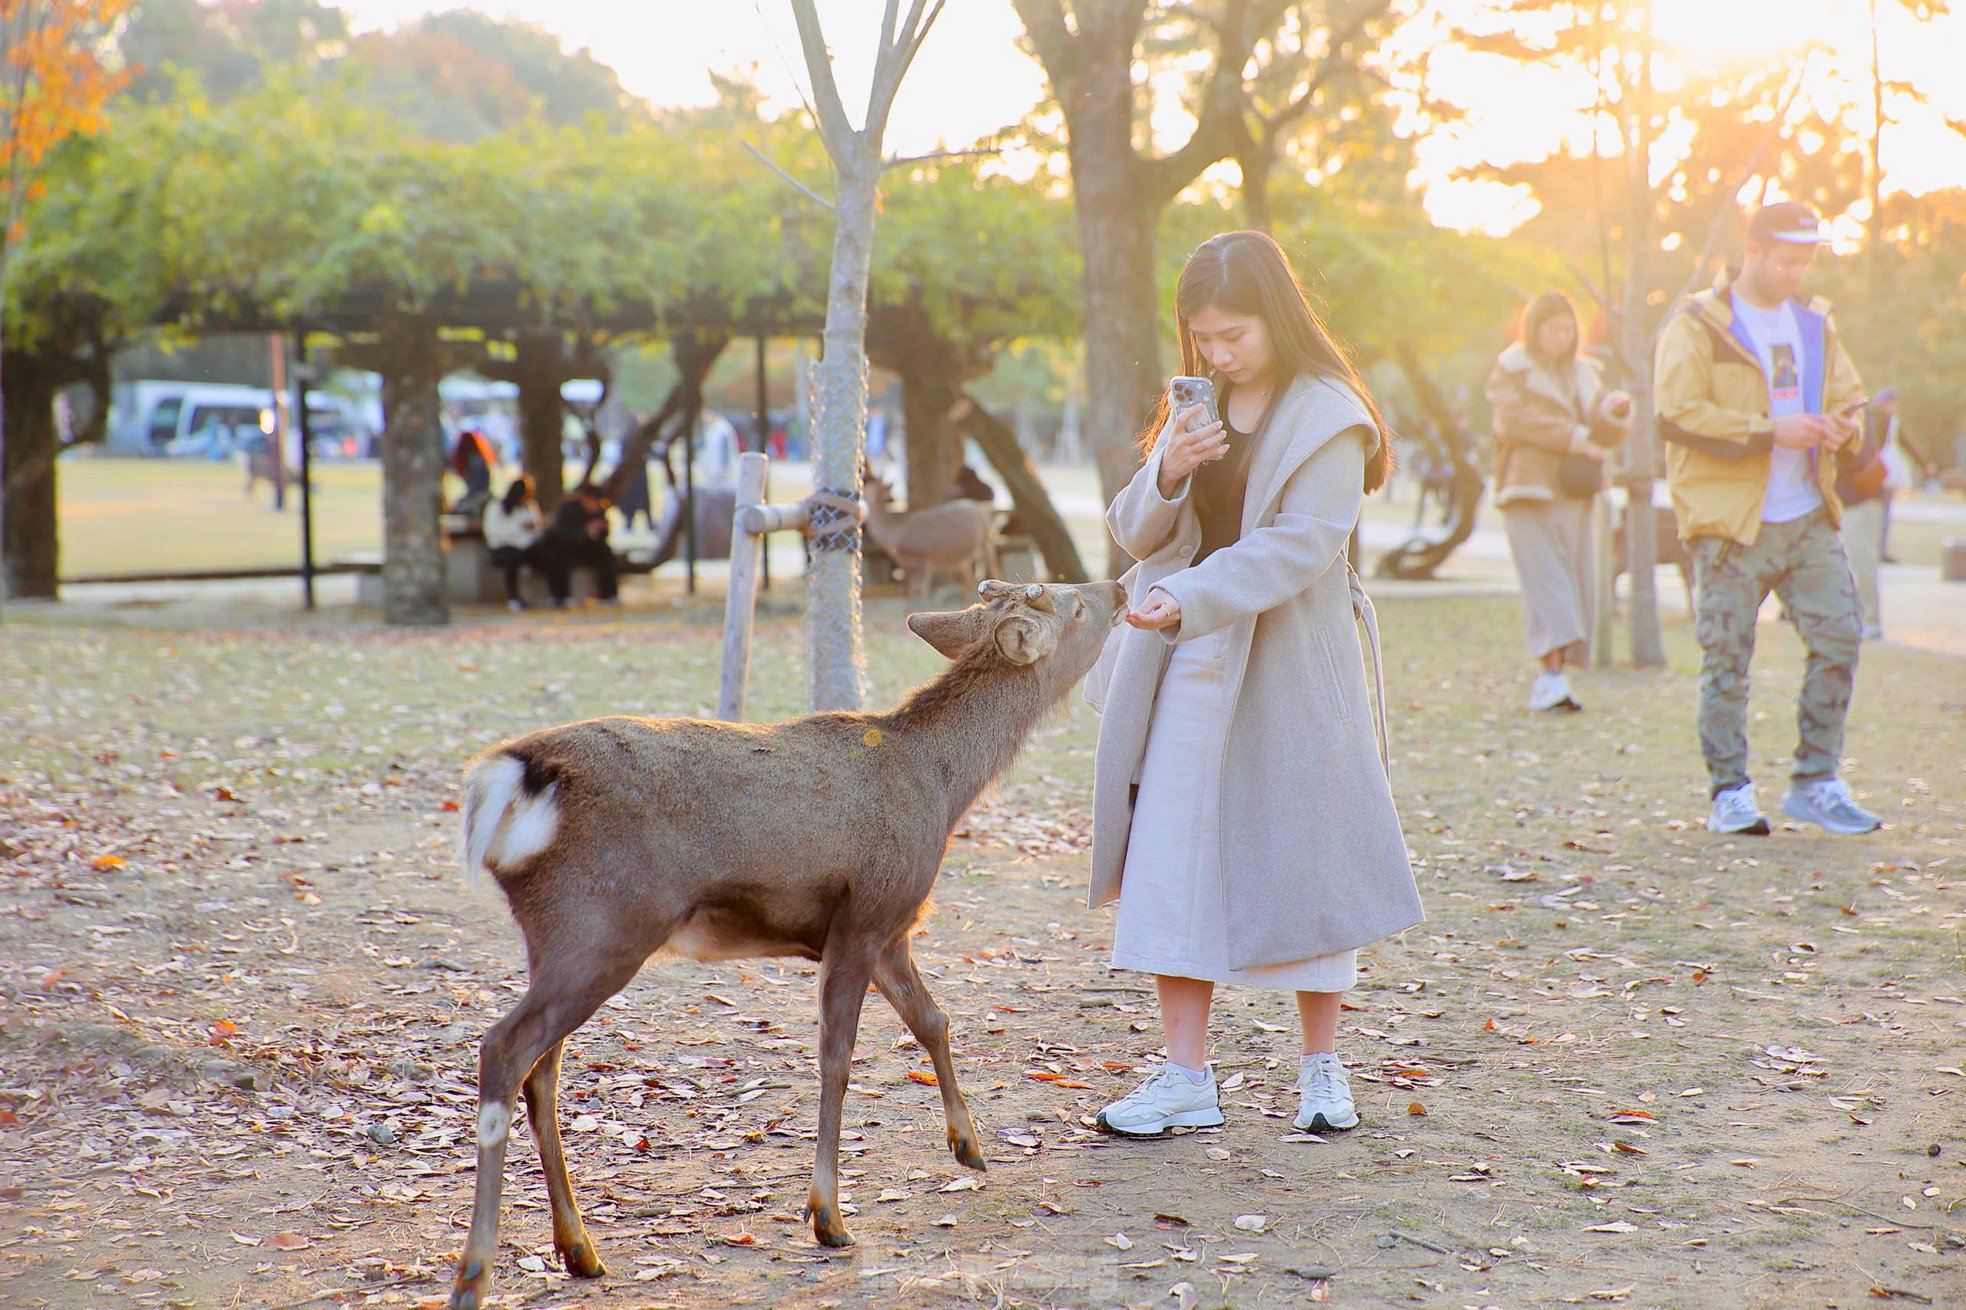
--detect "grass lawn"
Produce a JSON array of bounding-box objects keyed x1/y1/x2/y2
[
  {"x1": 1, "y1": 585, "x2": 1961, "y2": 1308},
  {"x1": 54, "y1": 455, "x2": 1960, "y2": 585}
]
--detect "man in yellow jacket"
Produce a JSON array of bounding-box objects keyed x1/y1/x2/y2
[{"x1": 1653, "y1": 200, "x2": 1881, "y2": 838}]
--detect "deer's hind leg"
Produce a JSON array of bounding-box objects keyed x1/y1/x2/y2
[
  {"x1": 875, "y1": 934, "x2": 985, "y2": 1171},
  {"x1": 808, "y1": 940, "x2": 880, "y2": 1247},
  {"x1": 450, "y1": 949, "x2": 642, "y2": 1310},
  {"x1": 523, "y1": 1039, "x2": 605, "y2": 1277}
]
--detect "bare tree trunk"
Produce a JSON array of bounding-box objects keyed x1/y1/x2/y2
[
  {"x1": 514, "y1": 330, "x2": 567, "y2": 510},
  {"x1": 954, "y1": 391, "x2": 1088, "y2": 583},
  {"x1": 900, "y1": 365, "x2": 960, "y2": 510},
  {"x1": 1078, "y1": 196, "x2": 1164, "y2": 578},
  {"x1": 378, "y1": 312, "x2": 448, "y2": 627},
  {"x1": 0, "y1": 351, "x2": 57, "y2": 599},
  {"x1": 789, "y1": 0, "x2": 950, "y2": 711},
  {"x1": 806, "y1": 161, "x2": 878, "y2": 709},
  {"x1": 1619, "y1": 2, "x2": 1666, "y2": 668}
]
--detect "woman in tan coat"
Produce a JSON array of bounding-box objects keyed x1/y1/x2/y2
[
  {"x1": 1085, "y1": 231, "x2": 1423, "y2": 1139},
  {"x1": 1485, "y1": 292, "x2": 1632, "y2": 711}
]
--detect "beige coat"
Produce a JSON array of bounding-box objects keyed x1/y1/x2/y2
[
  {"x1": 1087, "y1": 375, "x2": 1423, "y2": 969},
  {"x1": 1484, "y1": 343, "x2": 1631, "y2": 505}
]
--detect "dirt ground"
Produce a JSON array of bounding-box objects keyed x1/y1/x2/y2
[{"x1": 2, "y1": 588, "x2": 1963, "y2": 1310}]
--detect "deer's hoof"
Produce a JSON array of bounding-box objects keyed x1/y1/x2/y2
[
  {"x1": 951, "y1": 1134, "x2": 988, "y2": 1173},
  {"x1": 559, "y1": 1240, "x2": 607, "y2": 1279},
  {"x1": 449, "y1": 1256, "x2": 488, "y2": 1310},
  {"x1": 810, "y1": 1206, "x2": 855, "y2": 1248}
]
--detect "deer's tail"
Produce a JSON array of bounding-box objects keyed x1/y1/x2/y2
[{"x1": 460, "y1": 751, "x2": 560, "y2": 887}]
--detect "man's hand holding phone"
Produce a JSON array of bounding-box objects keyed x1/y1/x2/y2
[
  {"x1": 1157, "y1": 403, "x2": 1229, "y2": 499},
  {"x1": 1824, "y1": 397, "x2": 1866, "y2": 452},
  {"x1": 1771, "y1": 412, "x2": 1833, "y2": 451}
]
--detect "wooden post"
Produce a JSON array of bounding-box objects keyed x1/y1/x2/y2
[
  {"x1": 268, "y1": 333, "x2": 289, "y2": 511},
  {"x1": 718, "y1": 453, "x2": 773, "y2": 721},
  {"x1": 293, "y1": 332, "x2": 317, "y2": 611},
  {"x1": 755, "y1": 333, "x2": 772, "y2": 590}
]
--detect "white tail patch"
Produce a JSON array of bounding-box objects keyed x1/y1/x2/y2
[{"x1": 460, "y1": 754, "x2": 560, "y2": 884}]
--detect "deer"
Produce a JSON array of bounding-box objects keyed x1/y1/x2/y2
[
  {"x1": 445, "y1": 578, "x2": 1128, "y2": 1310},
  {"x1": 863, "y1": 476, "x2": 999, "y2": 602}
]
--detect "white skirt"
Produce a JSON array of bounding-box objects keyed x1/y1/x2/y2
[{"x1": 1111, "y1": 627, "x2": 1359, "y2": 992}]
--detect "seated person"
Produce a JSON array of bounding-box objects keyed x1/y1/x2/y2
[
  {"x1": 484, "y1": 475, "x2": 569, "y2": 610},
  {"x1": 449, "y1": 427, "x2": 498, "y2": 517},
  {"x1": 548, "y1": 481, "x2": 620, "y2": 604}
]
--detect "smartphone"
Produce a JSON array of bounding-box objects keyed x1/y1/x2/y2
[{"x1": 1170, "y1": 376, "x2": 1219, "y2": 430}]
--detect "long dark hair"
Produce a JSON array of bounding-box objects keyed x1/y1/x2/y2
[
  {"x1": 1138, "y1": 230, "x2": 1394, "y2": 494},
  {"x1": 499, "y1": 473, "x2": 536, "y2": 513},
  {"x1": 1519, "y1": 290, "x2": 1580, "y2": 365}
]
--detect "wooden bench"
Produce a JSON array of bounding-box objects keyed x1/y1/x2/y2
[{"x1": 339, "y1": 516, "x2": 660, "y2": 608}]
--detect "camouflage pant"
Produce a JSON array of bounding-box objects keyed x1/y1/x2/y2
[{"x1": 1690, "y1": 510, "x2": 1861, "y2": 797}]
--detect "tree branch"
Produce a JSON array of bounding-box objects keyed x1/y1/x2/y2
[
  {"x1": 742, "y1": 140, "x2": 835, "y2": 210},
  {"x1": 882, "y1": 144, "x2": 1000, "y2": 171},
  {"x1": 1260, "y1": 0, "x2": 1395, "y2": 137},
  {"x1": 1141, "y1": 0, "x2": 1290, "y2": 207},
  {"x1": 866, "y1": 0, "x2": 948, "y2": 146},
  {"x1": 789, "y1": 0, "x2": 858, "y2": 161}
]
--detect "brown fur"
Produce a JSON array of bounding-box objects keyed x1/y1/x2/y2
[
  {"x1": 864, "y1": 478, "x2": 999, "y2": 601},
  {"x1": 446, "y1": 580, "x2": 1126, "y2": 1309}
]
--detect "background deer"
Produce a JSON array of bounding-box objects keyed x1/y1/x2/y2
[
  {"x1": 863, "y1": 476, "x2": 999, "y2": 601},
  {"x1": 446, "y1": 579, "x2": 1126, "y2": 1310}
]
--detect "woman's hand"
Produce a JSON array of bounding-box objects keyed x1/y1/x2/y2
[
  {"x1": 1578, "y1": 440, "x2": 1610, "y2": 462},
  {"x1": 1157, "y1": 403, "x2": 1229, "y2": 498},
  {"x1": 1126, "y1": 589, "x2": 1181, "y2": 630},
  {"x1": 1599, "y1": 389, "x2": 1634, "y2": 423}
]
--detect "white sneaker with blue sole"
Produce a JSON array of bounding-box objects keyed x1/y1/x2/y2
[
  {"x1": 1095, "y1": 1065, "x2": 1224, "y2": 1137},
  {"x1": 1706, "y1": 782, "x2": 1770, "y2": 835},
  {"x1": 1782, "y1": 778, "x2": 1882, "y2": 835}
]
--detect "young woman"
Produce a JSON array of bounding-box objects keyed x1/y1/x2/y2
[
  {"x1": 1484, "y1": 291, "x2": 1632, "y2": 711},
  {"x1": 1087, "y1": 230, "x2": 1424, "y2": 1137},
  {"x1": 483, "y1": 475, "x2": 569, "y2": 610}
]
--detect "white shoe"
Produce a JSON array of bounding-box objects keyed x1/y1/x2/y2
[
  {"x1": 1094, "y1": 1064, "x2": 1224, "y2": 1137},
  {"x1": 1706, "y1": 782, "x2": 1770, "y2": 835},
  {"x1": 1529, "y1": 670, "x2": 1581, "y2": 712},
  {"x1": 506, "y1": 598, "x2": 525, "y2": 612},
  {"x1": 1294, "y1": 1053, "x2": 1359, "y2": 1132},
  {"x1": 1781, "y1": 778, "x2": 1882, "y2": 835}
]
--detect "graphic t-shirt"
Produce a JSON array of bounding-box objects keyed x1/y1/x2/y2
[{"x1": 1729, "y1": 297, "x2": 1821, "y2": 523}]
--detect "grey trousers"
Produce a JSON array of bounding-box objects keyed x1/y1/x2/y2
[{"x1": 1690, "y1": 510, "x2": 1861, "y2": 796}]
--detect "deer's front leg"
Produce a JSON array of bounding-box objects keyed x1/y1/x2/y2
[
  {"x1": 875, "y1": 936, "x2": 985, "y2": 1171},
  {"x1": 809, "y1": 945, "x2": 878, "y2": 1247}
]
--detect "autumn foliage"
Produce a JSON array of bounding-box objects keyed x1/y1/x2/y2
[{"x1": 0, "y1": 0, "x2": 128, "y2": 245}]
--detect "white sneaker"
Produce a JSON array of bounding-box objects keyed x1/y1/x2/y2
[
  {"x1": 1706, "y1": 782, "x2": 1770, "y2": 835},
  {"x1": 1782, "y1": 778, "x2": 1882, "y2": 835},
  {"x1": 1529, "y1": 670, "x2": 1581, "y2": 712},
  {"x1": 1294, "y1": 1053, "x2": 1359, "y2": 1132},
  {"x1": 1094, "y1": 1064, "x2": 1224, "y2": 1137}
]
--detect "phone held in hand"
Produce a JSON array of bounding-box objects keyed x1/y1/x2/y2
[{"x1": 1170, "y1": 376, "x2": 1219, "y2": 430}]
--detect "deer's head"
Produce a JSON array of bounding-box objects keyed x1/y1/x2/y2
[{"x1": 906, "y1": 580, "x2": 1127, "y2": 690}]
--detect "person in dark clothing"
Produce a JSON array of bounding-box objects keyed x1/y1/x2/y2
[
  {"x1": 449, "y1": 427, "x2": 498, "y2": 516},
  {"x1": 483, "y1": 475, "x2": 569, "y2": 609},
  {"x1": 549, "y1": 481, "x2": 620, "y2": 603},
  {"x1": 616, "y1": 457, "x2": 656, "y2": 534}
]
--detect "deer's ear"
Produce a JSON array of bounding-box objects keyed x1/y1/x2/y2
[
  {"x1": 994, "y1": 613, "x2": 1058, "y2": 666},
  {"x1": 907, "y1": 608, "x2": 983, "y2": 659}
]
